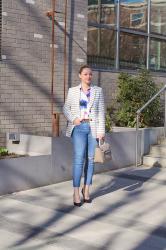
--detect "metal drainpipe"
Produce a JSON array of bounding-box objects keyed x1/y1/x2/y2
[
  {"x1": 50, "y1": 0, "x2": 60, "y2": 137},
  {"x1": 146, "y1": 0, "x2": 151, "y2": 70},
  {"x1": 136, "y1": 112, "x2": 140, "y2": 167},
  {"x1": 116, "y1": 0, "x2": 120, "y2": 70},
  {"x1": 47, "y1": 1, "x2": 68, "y2": 136},
  {"x1": 64, "y1": 0, "x2": 68, "y2": 103}
]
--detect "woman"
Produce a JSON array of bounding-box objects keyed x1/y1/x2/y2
[{"x1": 63, "y1": 65, "x2": 105, "y2": 206}]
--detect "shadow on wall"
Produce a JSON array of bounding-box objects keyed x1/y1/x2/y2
[
  {"x1": 1, "y1": 0, "x2": 87, "y2": 139},
  {"x1": 18, "y1": 0, "x2": 86, "y2": 88}
]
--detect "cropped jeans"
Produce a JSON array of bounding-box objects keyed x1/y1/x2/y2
[{"x1": 71, "y1": 122, "x2": 97, "y2": 187}]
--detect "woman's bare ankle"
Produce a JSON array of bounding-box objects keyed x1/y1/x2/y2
[
  {"x1": 73, "y1": 188, "x2": 80, "y2": 203},
  {"x1": 83, "y1": 185, "x2": 90, "y2": 199}
]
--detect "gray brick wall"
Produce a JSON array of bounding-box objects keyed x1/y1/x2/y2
[
  {"x1": 0, "y1": 0, "x2": 88, "y2": 146},
  {"x1": 92, "y1": 71, "x2": 119, "y2": 108},
  {"x1": 1, "y1": 0, "x2": 165, "y2": 147}
]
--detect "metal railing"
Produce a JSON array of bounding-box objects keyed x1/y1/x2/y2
[{"x1": 135, "y1": 84, "x2": 166, "y2": 167}]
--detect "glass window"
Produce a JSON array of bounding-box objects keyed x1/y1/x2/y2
[
  {"x1": 0, "y1": 0, "x2": 2, "y2": 58},
  {"x1": 87, "y1": 27, "x2": 116, "y2": 68},
  {"x1": 131, "y1": 13, "x2": 144, "y2": 27},
  {"x1": 88, "y1": 0, "x2": 99, "y2": 24},
  {"x1": 150, "y1": 39, "x2": 166, "y2": 72},
  {"x1": 120, "y1": 33, "x2": 147, "y2": 69},
  {"x1": 87, "y1": 0, "x2": 166, "y2": 72},
  {"x1": 151, "y1": 0, "x2": 166, "y2": 36},
  {"x1": 120, "y1": 0, "x2": 148, "y2": 31},
  {"x1": 87, "y1": 27, "x2": 99, "y2": 57},
  {"x1": 101, "y1": 0, "x2": 116, "y2": 25}
]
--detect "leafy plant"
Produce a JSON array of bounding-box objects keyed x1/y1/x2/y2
[
  {"x1": 106, "y1": 108, "x2": 112, "y2": 132},
  {"x1": 105, "y1": 104, "x2": 118, "y2": 132},
  {"x1": 105, "y1": 69, "x2": 163, "y2": 130},
  {"x1": 114, "y1": 69, "x2": 163, "y2": 128},
  {"x1": 0, "y1": 147, "x2": 8, "y2": 156}
]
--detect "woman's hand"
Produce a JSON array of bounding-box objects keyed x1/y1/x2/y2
[
  {"x1": 73, "y1": 118, "x2": 81, "y2": 125},
  {"x1": 97, "y1": 134, "x2": 105, "y2": 141}
]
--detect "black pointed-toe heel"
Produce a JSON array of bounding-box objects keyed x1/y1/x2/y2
[
  {"x1": 81, "y1": 188, "x2": 92, "y2": 203},
  {"x1": 73, "y1": 201, "x2": 82, "y2": 207},
  {"x1": 73, "y1": 194, "x2": 82, "y2": 207}
]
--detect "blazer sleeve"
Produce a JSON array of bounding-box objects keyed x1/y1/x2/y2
[
  {"x1": 97, "y1": 88, "x2": 105, "y2": 136},
  {"x1": 63, "y1": 88, "x2": 78, "y2": 123}
]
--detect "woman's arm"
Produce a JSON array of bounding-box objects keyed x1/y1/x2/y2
[{"x1": 97, "y1": 88, "x2": 105, "y2": 139}]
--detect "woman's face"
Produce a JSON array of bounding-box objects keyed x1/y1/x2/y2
[{"x1": 79, "y1": 68, "x2": 92, "y2": 85}]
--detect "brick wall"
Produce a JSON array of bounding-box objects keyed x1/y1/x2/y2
[
  {"x1": 92, "y1": 71, "x2": 119, "y2": 108},
  {"x1": 0, "y1": 0, "x2": 166, "y2": 146},
  {"x1": 0, "y1": 0, "x2": 88, "y2": 146}
]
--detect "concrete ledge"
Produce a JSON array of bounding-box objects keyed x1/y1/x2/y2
[
  {"x1": 0, "y1": 127, "x2": 164, "y2": 196},
  {"x1": 0, "y1": 155, "x2": 52, "y2": 195},
  {"x1": 6, "y1": 133, "x2": 51, "y2": 156}
]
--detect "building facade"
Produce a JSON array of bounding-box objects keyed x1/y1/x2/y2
[
  {"x1": 88, "y1": 0, "x2": 166, "y2": 71},
  {"x1": 0, "y1": 0, "x2": 87, "y2": 146},
  {"x1": 0, "y1": 0, "x2": 166, "y2": 146},
  {"x1": 88, "y1": 0, "x2": 166, "y2": 115}
]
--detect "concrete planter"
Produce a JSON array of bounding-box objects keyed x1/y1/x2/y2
[
  {"x1": 0, "y1": 155, "x2": 52, "y2": 196},
  {"x1": 0, "y1": 127, "x2": 164, "y2": 195}
]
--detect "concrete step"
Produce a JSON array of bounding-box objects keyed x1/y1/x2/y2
[
  {"x1": 150, "y1": 145, "x2": 166, "y2": 155},
  {"x1": 143, "y1": 155, "x2": 166, "y2": 167}
]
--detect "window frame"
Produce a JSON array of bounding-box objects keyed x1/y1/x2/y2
[
  {"x1": 0, "y1": 0, "x2": 2, "y2": 59},
  {"x1": 87, "y1": 0, "x2": 166, "y2": 73}
]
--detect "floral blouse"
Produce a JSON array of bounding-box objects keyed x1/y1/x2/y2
[{"x1": 79, "y1": 87, "x2": 91, "y2": 120}]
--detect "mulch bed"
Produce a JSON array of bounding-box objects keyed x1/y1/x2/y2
[{"x1": 0, "y1": 153, "x2": 28, "y2": 159}]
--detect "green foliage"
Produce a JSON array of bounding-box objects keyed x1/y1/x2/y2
[
  {"x1": 105, "y1": 104, "x2": 117, "y2": 132},
  {"x1": 105, "y1": 107, "x2": 112, "y2": 132},
  {"x1": 0, "y1": 147, "x2": 8, "y2": 156},
  {"x1": 114, "y1": 69, "x2": 162, "y2": 128}
]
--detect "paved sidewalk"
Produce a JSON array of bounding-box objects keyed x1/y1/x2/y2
[{"x1": 0, "y1": 166, "x2": 166, "y2": 250}]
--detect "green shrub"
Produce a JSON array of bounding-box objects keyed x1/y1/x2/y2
[
  {"x1": 0, "y1": 147, "x2": 8, "y2": 156},
  {"x1": 110, "y1": 69, "x2": 163, "y2": 128},
  {"x1": 116, "y1": 70, "x2": 163, "y2": 127},
  {"x1": 105, "y1": 104, "x2": 117, "y2": 132},
  {"x1": 106, "y1": 107, "x2": 112, "y2": 132}
]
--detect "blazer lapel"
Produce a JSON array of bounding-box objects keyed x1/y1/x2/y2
[
  {"x1": 89, "y1": 85, "x2": 96, "y2": 110},
  {"x1": 74, "y1": 84, "x2": 96, "y2": 113},
  {"x1": 74, "y1": 85, "x2": 81, "y2": 113}
]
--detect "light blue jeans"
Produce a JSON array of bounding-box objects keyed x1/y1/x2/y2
[{"x1": 71, "y1": 122, "x2": 97, "y2": 187}]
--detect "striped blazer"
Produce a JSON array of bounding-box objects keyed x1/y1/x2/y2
[{"x1": 63, "y1": 84, "x2": 105, "y2": 138}]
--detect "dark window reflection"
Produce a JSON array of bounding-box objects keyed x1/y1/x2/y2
[
  {"x1": 150, "y1": 39, "x2": 166, "y2": 72},
  {"x1": 88, "y1": 0, "x2": 166, "y2": 71},
  {"x1": 151, "y1": 0, "x2": 166, "y2": 36},
  {"x1": 120, "y1": 0, "x2": 147, "y2": 31},
  {"x1": 88, "y1": 0, "x2": 99, "y2": 24},
  {"x1": 101, "y1": 0, "x2": 116, "y2": 25},
  {"x1": 87, "y1": 28, "x2": 116, "y2": 68},
  {"x1": 0, "y1": 0, "x2": 1, "y2": 58},
  {"x1": 120, "y1": 33, "x2": 146, "y2": 69},
  {"x1": 87, "y1": 27, "x2": 99, "y2": 57}
]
